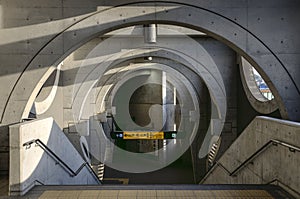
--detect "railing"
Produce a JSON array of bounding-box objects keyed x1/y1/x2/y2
[
  {"x1": 23, "y1": 139, "x2": 101, "y2": 184},
  {"x1": 207, "y1": 138, "x2": 221, "y2": 168},
  {"x1": 97, "y1": 163, "x2": 105, "y2": 181},
  {"x1": 267, "y1": 178, "x2": 300, "y2": 198},
  {"x1": 200, "y1": 139, "x2": 300, "y2": 183}
]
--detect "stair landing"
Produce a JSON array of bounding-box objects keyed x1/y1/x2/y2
[{"x1": 0, "y1": 184, "x2": 294, "y2": 199}]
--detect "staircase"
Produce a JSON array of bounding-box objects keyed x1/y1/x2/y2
[
  {"x1": 97, "y1": 163, "x2": 105, "y2": 181},
  {"x1": 3, "y1": 116, "x2": 299, "y2": 198},
  {"x1": 201, "y1": 116, "x2": 300, "y2": 198},
  {"x1": 207, "y1": 138, "x2": 221, "y2": 168}
]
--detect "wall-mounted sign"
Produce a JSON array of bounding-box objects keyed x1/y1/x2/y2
[
  {"x1": 113, "y1": 131, "x2": 177, "y2": 140},
  {"x1": 111, "y1": 131, "x2": 179, "y2": 140},
  {"x1": 123, "y1": 131, "x2": 164, "y2": 139}
]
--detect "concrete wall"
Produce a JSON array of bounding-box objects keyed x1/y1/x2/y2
[
  {"x1": 198, "y1": 37, "x2": 238, "y2": 155},
  {"x1": 202, "y1": 116, "x2": 300, "y2": 197},
  {"x1": 0, "y1": 0, "x2": 299, "y2": 182},
  {"x1": 34, "y1": 69, "x2": 64, "y2": 128},
  {"x1": 60, "y1": 33, "x2": 239, "y2": 172},
  {"x1": 0, "y1": 0, "x2": 299, "y2": 126},
  {"x1": 189, "y1": 37, "x2": 238, "y2": 182},
  {"x1": 0, "y1": 1, "x2": 299, "y2": 128},
  {"x1": 9, "y1": 117, "x2": 99, "y2": 196},
  {"x1": 0, "y1": 125, "x2": 9, "y2": 174}
]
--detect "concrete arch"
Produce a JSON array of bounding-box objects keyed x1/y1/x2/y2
[
  {"x1": 76, "y1": 47, "x2": 225, "y2": 119},
  {"x1": 89, "y1": 64, "x2": 200, "y2": 172},
  {"x1": 2, "y1": 1, "x2": 299, "y2": 124},
  {"x1": 108, "y1": 64, "x2": 199, "y2": 132},
  {"x1": 33, "y1": 62, "x2": 64, "y2": 116},
  {"x1": 72, "y1": 45, "x2": 225, "y2": 158},
  {"x1": 69, "y1": 38, "x2": 226, "y2": 126},
  {"x1": 95, "y1": 57, "x2": 205, "y2": 113}
]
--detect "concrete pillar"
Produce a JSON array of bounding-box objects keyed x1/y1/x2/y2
[
  {"x1": 144, "y1": 24, "x2": 157, "y2": 44},
  {"x1": 163, "y1": 81, "x2": 177, "y2": 132}
]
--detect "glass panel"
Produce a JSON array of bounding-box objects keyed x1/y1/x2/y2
[{"x1": 252, "y1": 67, "x2": 274, "y2": 100}]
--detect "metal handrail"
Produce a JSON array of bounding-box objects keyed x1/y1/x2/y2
[
  {"x1": 267, "y1": 178, "x2": 300, "y2": 197},
  {"x1": 23, "y1": 139, "x2": 101, "y2": 184},
  {"x1": 201, "y1": 139, "x2": 300, "y2": 183}
]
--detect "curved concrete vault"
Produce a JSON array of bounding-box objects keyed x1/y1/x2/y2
[
  {"x1": 1, "y1": 1, "x2": 299, "y2": 126},
  {"x1": 1, "y1": 1, "x2": 300, "y2": 197},
  {"x1": 64, "y1": 30, "x2": 227, "y2": 158}
]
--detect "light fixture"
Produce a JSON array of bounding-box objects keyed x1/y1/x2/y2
[{"x1": 144, "y1": 56, "x2": 152, "y2": 61}]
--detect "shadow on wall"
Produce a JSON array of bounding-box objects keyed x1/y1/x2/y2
[
  {"x1": 0, "y1": 125, "x2": 9, "y2": 174},
  {"x1": 0, "y1": 2, "x2": 298, "y2": 125},
  {"x1": 9, "y1": 118, "x2": 98, "y2": 196},
  {"x1": 0, "y1": 1, "x2": 101, "y2": 29}
]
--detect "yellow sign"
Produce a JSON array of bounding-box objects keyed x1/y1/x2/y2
[{"x1": 123, "y1": 131, "x2": 164, "y2": 139}]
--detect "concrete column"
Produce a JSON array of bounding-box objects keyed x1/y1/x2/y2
[
  {"x1": 162, "y1": 71, "x2": 167, "y2": 129},
  {"x1": 144, "y1": 24, "x2": 157, "y2": 44},
  {"x1": 147, "y1": 69, "x2": 163, "y2": 130},
  {"x1": 163, "y1": 80, "x2": 176, "y2": 131}
]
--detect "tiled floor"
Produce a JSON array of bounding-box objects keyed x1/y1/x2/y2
[
  {"x1": 0, "y1": 176, "x2": 291, "y2": 199},
  {"x1": 5, "y1": 189, "x2": 275, "y2": 199},
  {"x1": 1, "y1": 185, "x2": 286, "y2": 199}
]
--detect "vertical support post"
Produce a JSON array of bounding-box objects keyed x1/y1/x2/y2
[{"x1": 144, "y1": 24, "x2": 157, "y2": 44}]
